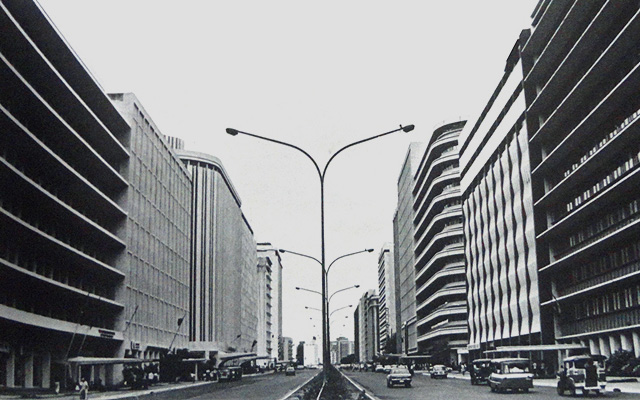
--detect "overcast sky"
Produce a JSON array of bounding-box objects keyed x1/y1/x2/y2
[{"x1": 37, "y1": 0, "x2": 537, "y2": 346}]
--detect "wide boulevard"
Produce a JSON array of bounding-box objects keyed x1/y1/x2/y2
[{"x1": 344, "y1": 371, "x2": 639, "y2": 400}]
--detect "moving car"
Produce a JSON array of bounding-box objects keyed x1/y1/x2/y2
[
  {"x1": 488, "y1": 358, "x2": 533, "y2": 393},
  {"x1": 470, "y1": 358, "x2": 492, "y2": 385},
  {"x1": 430, "y1": 364, "x2": 448, "y2": 379},
  {"x1": 557, "y1": 355, "x2": 606, "y2": 396},
  {"x1": 285, "y1": 366, "x2": 296, "y2": 376},
  {"x1": 387, "y1": 367, "x2": 412, "y2": 388}
]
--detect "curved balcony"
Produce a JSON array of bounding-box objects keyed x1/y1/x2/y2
[
  {"x1": 414, "y1": 200, "x2": 462, "y2": 240},
  {"x1": 416, "y1": 282, "x2": 466, "y2": 314},
  {"x1": 417, "y1": 320, "x2": 467, "y2": 343},
  {"x1": 417, "y1": 301, "x2": 467, "y2": 329},
  {"x1": 416, "y1": 263, "x2": 465, "y2": 299},
  {"x1": 414, "y1": 206, "x2": 462, "y2": 248},
  {"x1": 415, "y1": 244, "x2": 464, "y2": 284},
  {"x1": 414, "y1": 228, "x2": 464, "y2": 272},
  {"x1": 413, "y1": 152, "x2": 459, "y2": 198},
  {"x1": 414, "y1": 133, "x2": 459, "y2": 183},
  {"x1": 413, "y1": 167, "x2": 460, "y2": 215}
]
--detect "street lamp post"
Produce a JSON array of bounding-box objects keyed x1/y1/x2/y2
[{"x1": 226, "y1": 124, "x2": 414, "y2": 375}]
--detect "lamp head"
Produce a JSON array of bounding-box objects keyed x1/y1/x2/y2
[
  {"x1": 226, "y1": 128, "x2": 239, "y2": 136},
  {"x1": 354, "y1": 284, "x2": 360, "y2": 288},
  {"x1": 366, "y1": 249, "x2": 374, "y2": 252},
  {"x1": 401, "y1": 124, "x2": 415, "y2": 133},
  {"x1": 279, "y1": 249, "x2": 286, "y2": 253},
  {"x1": 295, "y1": 287, "x2": 300, "y2": 290}
]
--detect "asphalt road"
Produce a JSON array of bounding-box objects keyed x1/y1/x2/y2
[
  {"x1": 180, "y1": 369, "x2": 317, "y2": 400},
  {"x1": 344, "y1": 371, "x2": 639, "y2": 400}
]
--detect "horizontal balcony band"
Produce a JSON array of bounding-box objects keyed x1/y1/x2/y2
[
  {"x1": 415, "y1": 245, "x2": 464, "y2": 283},
  {"x1": 541, "y1": 269, "x2": 640, "y2": 307},
  {"x1": 414, "y1": 229, "x2": 464, "y2": 269},
  {"x1": 413, "y1": 170, "x2": 460, "y2": 214},
  {"x1": 416, "y1": 284, "x2": 466, "y2": 313},
  {"x1": 413, "y1": 153, "x2": 459, "y2": 197},
  {"x1": 413, "y1": 207, "x2": 462, "y2": 243},
  {"x1": 416, "y1": 264, "x2": 465, "y2": 298},
  {"x1": 414, "y1": 134, "x2": 459, "y2": 182}
]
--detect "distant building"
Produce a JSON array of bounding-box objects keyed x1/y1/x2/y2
[
  {"x1": 256, "y1": 256, "x2": 273, "y2": 358},
  {"x1": 281, "y1": 337, "x2": 294, "y2": 362},
  {"x1": 355, "y1": 290, "x2": 379, "y2": 363},
  {"x1": 331, "y1": 337, "x2": 354, "y2": 364},
  {"x1": 257, "y1": 243, "x2": 283, "y2": 360},
  {"x1": 377, "y1": 244, "x2": 400, "y2": 354},
  {"x1": 176, "y1": 150, "x2": 258, "y2": 359},
  {"x1": 303, "y1": 338, "x2": 320, "y2": 366},
  {"x1": 413, "y1": 121, "x2": 467, "y2": 365}
]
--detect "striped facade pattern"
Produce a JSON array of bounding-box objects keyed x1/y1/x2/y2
[
  {"x1": 177, "y1": 151, "x2": 258, "y2": 353},
  {"x1": 413, "y1": 121, "x2": 467, "y2": 363},
  {"x1": 109, "y1": 93, "x2": 191, "y2": 358},
  {"x1": 0, "y1": 0, "x2": 130, "y2": 388},
  {"x1": 523, "y1": 0, "x2": 640, "y2": 356},
  {"x1": 460, "y1": 32, "x2": 541, "y2": 352}
]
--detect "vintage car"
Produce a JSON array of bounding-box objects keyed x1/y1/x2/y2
[
  {"x1": 557, "y1": 355, "x2": 606, "y2": 396},
  {"x1": 285, "y1": 365, "x2": 296, "y2": 376},
  {"x1": 488, "y1": 358, "x2": 533, "y2": 393},
  {"x1": 430, "y1": 364, "x2": 448, "y2": 379},
  {"x1": 386, "y1": 367, "x2": 412, "y2": 388},
  {"x1": 218, "y1": 366, "x2": 242, "y2": 381},
  {"x1": 470, "y1": 358, "x2": 492, "y2": 385}
]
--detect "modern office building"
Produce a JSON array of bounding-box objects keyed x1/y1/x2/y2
[
  {"x1": 355, "y1": 290, "x2": 379, "y2": 363},
  {"x1": 377, "y1": 244, "x2": 400, "y2": 354},
  {"x1": 280, "y1": 337, "x2": 294, "y2": 362},
  {"x1": 109, "y1": 93, "x2": 192, "y2": 362},
  {"x1": 176, "y1": 150, "x2": 258, "y2": 359},
  {"x1": 522, "y1": 0, "x2": 640, "y2": 358},
  {"x1": 256, "y1": 256, "x2": 273, "y2": 359},
  {"x1": 257, "y1": 243, "x2": 283, "y2": 361},
  {"x1": 460, "y1": 29, "x2": 543, "y2": 360},
  {"x1": 413, "y1": 121, "x2": 467, "y2": 365},
  {"x1": 0, "y1": 0, "x2": 131, "y2": 389},
  {"x1": 331, "y1": 337, "x2": 354, "y2": 364},
  {"x1": 393, "y1": 143, "x2": 424, "y2": 355},
  {"x1": 303, "y1": 338, "x2": 320, "y2": 367}
]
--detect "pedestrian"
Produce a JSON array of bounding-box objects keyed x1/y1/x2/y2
[{"x1": 79, "y1": 377, "x2": 89, "y2": 400}]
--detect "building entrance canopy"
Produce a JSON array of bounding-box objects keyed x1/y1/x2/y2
[
  {"x1": 484, "y1": 344, "x2": 587, "y2": 354},
  {"x1": 67, "y1": 357, "x2": 148, "y2": 365}
]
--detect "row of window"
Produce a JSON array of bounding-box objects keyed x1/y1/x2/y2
[
  {"x1": 572, "y1": 283, "x2": 640, "y2": 321},
  {"x1": 561, "y1": 108, "x2": 639, "y2": 181},
  {"x1": 561, "y1": 146, "x2": 640, "y2": 217},
  {"x1": 558, "y1": 198, "x2": 640, "y2": 256},
  {"x1": 559, "y1": 238, "x2": 640, "y2": 290}
]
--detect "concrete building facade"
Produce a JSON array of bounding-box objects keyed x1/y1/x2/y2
[
  {"x1": 256, "y1": 256, "x2": 272, "y2": 359},
  {"x1": 413, "y1": 121, "x2": 467, "y2": 365},
  {"x1": 393, "y1": 143, "x2": 424, "y2": 355},
  {"x1": 0, "y1": 0, "x2": 131, "y2": 389},
  {"x1": 176, "y1": 150, "x2": 258, "y2": 358},
  {"x1": 377, "y1": 244, "x2": 400, "y2": 354},
  {"x1": 109, "y1": 93, "x2": 191, "y2": 362},
  {"x1": 331, "y1": 337, "x2": 354, "y2": 364},
  {"x1": 522, "y1": 0, "x2": 640, "y2": 359},
  {"x1": 355, "y1": 290, "x2": 379, "y2": 363},
  {"x1": 459, "y1": 30, "x2": 542, "y2": 360},
  {"x1": 257, "y1": 243, "x2": 283, "y2": 361}
]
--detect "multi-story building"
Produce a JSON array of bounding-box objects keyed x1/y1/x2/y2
[
  {"x1": 522, "y1": 0, "x2": 640, "y2": 358},
  {"x1": 413, "y1": 121, "x2": 467, "y2": 365},
  {"x1": 176, "y1": 150, "x2": 258, "y2": 359},
  {"x1": 331, "y1": 336, "x2": 354, "y2": 364},
  {"x1": 393, "y1": 143, "x2": 424, "y2": 355},
  {"x1": 355, "y1": 290, "x2": 379, "y2": 363},
  {"x1": 460, "y1": 29, "x2": 543, "y2": 360},
  {"x1": 257, "y1": 243, "x2": 283, "y2": 361},
  {"x1": 377, "y1": 244, "x2": 400, "y2": 354},
  {"x1": 280, "y1": 337, "x2": 294, "y2": 362},
  {"x1": 303, "y1": 338, "x2": 320, "y2": 367},
  {"x1": 256, "y1": 256, "x2": 273, "y2": 359},
  {"x1": 0, "y1": 1, "x2": 131, "y2": 388}
]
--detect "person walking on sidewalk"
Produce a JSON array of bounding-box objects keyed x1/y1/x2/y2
[{"x1": 79, "y1": 377, "x2": 89, "y2": 399}]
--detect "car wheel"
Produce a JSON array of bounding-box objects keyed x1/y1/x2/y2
[
  {"x1": 490, "y1": 383, "x2": 496, "y2": 392},
  {"x1": 405, "y1": 382, "x2": 411, "y2": 388},
  {"x1": 557, "y1": 382, "x2": 565, "y2": 396}
]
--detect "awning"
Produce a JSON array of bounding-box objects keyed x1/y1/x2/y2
[
  {"x1": 484, "y1": 344, "x2": 587, "y2": 354},
  {"x1": 67, "y1": 357, "x2": 148, "y2": 365}
]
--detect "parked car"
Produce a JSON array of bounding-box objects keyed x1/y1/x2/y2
[
  {"x1": 285, "y1": 366, "x2": 296, "y2": 376},
  {"x1": 488, "y1": 358, "x2": 533, "y2": 393},
  {"x1": 557, "y1": 355, "x2": 606, "y2": 396},
  {"x1": 470, "y1": 358, "x2": 492, "y2": 385},
  {"x1": 430, "y1": 364, "x2": 448, "y2": 379},
  {"x1": 218, "y1": 366, "x2": 242, "y2": 381},
  {"x1": 387, "y1": 367, "x2": 412, "y2": 388}
]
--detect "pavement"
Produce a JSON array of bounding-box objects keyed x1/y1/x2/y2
[
  {"x1": 0, "y1": 372, "x2": 273, "y2": 400},
  {"x1": 442, "y1": 371, "x2": 640, "y2": 394}
]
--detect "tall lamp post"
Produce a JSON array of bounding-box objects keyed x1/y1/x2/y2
[{"x1": 226, "y1": 124, "x2": 414, "y2": 375}]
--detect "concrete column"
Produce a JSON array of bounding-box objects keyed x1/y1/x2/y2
[
  {"x1": 599, "y1": 336, "x2": 611, "y2": 357},
  {"x1": 610, "y1": 335, "x2": 621, "y2": 354},
  {"x1": 620, "y1": 333, "x2": 633, "y2": 352},
  {"x1": 632, "y1": 331, "x2": 640, "y2": 358},
  {"x1": 6, "y1": 351, "x2": 15, "y2": 387},
  {"x1": 42, "y1": 352, "x2": 51, "y2": 389},
  {"x1": 589, "y1": 338, "x2": 600, "y2": 355},
  {"x1": 24, "y1": 353, "x2": 34, "y2": 388}
]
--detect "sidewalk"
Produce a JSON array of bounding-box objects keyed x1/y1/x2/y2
[
  {"x1": 0, "y1": 371, "x2": 274, "y2": 400},
  {"x1": 444, "y1": 371, "x2": 640, "y2": 394}
]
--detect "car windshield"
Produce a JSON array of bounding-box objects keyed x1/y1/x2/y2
[
  {"x1": 434, "y1": 366, "x2": 445, "y2": 370},
  {"x1": 502, "y1": 362, "x2": 528, "y2": 373},
  {"x1": 391, "y1": 368, "x2": 408, "y2": 374}
]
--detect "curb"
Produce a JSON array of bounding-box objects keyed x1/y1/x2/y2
[
  {"x1": 279, "y1": 372, "x2": 321, "y2": 400},
  {"x1": 339, "y1": 372, "x2": 381, "y2": 400}
]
